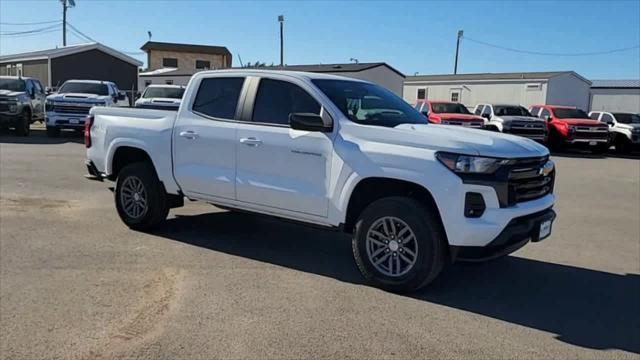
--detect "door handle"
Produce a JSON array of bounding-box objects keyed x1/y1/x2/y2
[
  {"x1": 179, "y1": 130, "x2": 199, "y2": 140},
  {"x1": 239, "y1": 137, "x2": 262, "y2": 146}
]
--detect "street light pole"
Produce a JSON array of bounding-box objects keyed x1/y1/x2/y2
[
  {"x1": 62, "y1": 0, "x2": 67, "y2": 46},
  {"x1": 278, "y1": 15, "x2": 284, "y2": 66},
  {"x1": 454, "y1": 29, "x2": 463, "y2": 74}
]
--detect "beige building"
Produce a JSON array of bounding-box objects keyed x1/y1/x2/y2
[{"x1": 139, "y1": 41, "x2": 231, "y2": 89}]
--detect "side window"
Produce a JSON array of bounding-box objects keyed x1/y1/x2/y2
[
  {"x1": 25, "y1": 80, "x2": 34, "y2": 94},
  {"x1": 192, "y1": 77, "x2": 245, "y2": 120},
  {"x1": 530, "y1": 106, "x2": 540, "y2": 116},
  {"x1": 474, "y1": 105, "x2": 484, "y2": 115},
  {"x1": 417, "y1": 88, "x2": 426, "y2": 100},
  {"x1": 601, "y1": 113, "x2": 614, "y2": 123},
  {"x1": 163, "y1": 58, "x2": 178, "y2": 67},
  {"x1": 482, "y1": 105, "x2": 491, "y2": 117},
  {"x1": 33, "y1": 80, "x2": 43, "y2": 94},
  {"x1": 589, "y1": 112, "x2": 600, "y2": 120},
  {"x1": 252, "y1": 78, "x2": 320, "y2": 126},
  {"x1": 540, "y1": 108, "x2": 551, "y2": 119}
]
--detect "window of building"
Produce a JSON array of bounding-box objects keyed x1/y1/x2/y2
[
  {"x1": 165, "y1": 80, "x2": 174, "y2": 85},
  {"x1": 163, "y1": 58, "x2": 178, "y2": 68},
  {"x1": 450, "y1": 90, "x2": 460, "y2": 103},
  {"x1": 192, "y1": 77, "x2": 245, "y2": 119},
  {"x1": 252, "y1": 79, "x2": 320, "y2": 126},
  {"x1": 195, "y1": 60, "x2": 211, "y2": 70},
  {"x1": 417, "y1": 88, "x2": 426, "y2": 100},
  {"x1": 15, "y1": 64, "x2": 23, "y2": 77}
]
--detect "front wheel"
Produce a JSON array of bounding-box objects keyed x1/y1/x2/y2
[
  {"x1": 15, "y1": 111, "x2": 30, "y2": 136},
  {"x1": 591, "y1": 143, "x2": 610, "y2": 154},
  {"x1": 352, "y1": 197, "x2": 447, "y2": 293},
  {"x1": 115, "y1": 162, "x2": 169, "y2": 230},
  {"x1": 46, "y1": 126, "x2": 60, "y2": 138}
]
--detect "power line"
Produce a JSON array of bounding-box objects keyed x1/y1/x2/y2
[
  {"x1": 0, "y1": 23, "x2": 61, "y2": 36},
  {"x1": 67, "y1": 23, "x2": 97, "y2": 42},
  {"x1": 0, "y1": 28, "x2": 61, "y2": 38},
  {"x1": 0, "y1": 20, "x2": 61, "y2": 26},
  {"x1": 463, "y1": 36, "x2": 640, "y2": 57}
]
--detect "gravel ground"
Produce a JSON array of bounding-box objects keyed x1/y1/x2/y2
[{"x1": 1, "y1": 127, "x2": 639, "y2": 359}]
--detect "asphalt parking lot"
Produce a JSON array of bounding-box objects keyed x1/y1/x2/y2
[{"x1": 1, "y1": 127, "x2": 639, "y2": 360}]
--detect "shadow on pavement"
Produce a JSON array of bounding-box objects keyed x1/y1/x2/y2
[
  {"x1": 0, "y1": 127, "x2": 83, "y2": 145},
  {"x1": 551, "y1": 148, "x2": 640, "y2": 160},
  {"x1": 153, "y1": 210, "x2": 640, "y2": 354}
]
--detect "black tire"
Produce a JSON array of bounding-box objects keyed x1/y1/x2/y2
[
  {"x1": 15, "y1": 110, "x2": 30, "y2": 136},
  {"x1": 352, "y1": 197, "x2": 447, "y2": 293},
  {"x1": 614, "y1": 136, "x2": 632, "y2": 154},
  {"x1": 591, "y1": 143, "x2": 609, "y2": 154},
  {"x1": 115, "y1": 162, "x2": 169, "y2": 231},
  {"x1": 548, "y1": 131, "x2": 565, "y2": 152},
  {"x1": 46, "y1": 126, "x2": 60, "y2": 138}
]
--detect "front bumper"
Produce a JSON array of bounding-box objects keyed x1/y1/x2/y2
[
  {"x1": 0, "y1": 112, "x2": 20, "y2": 124},
  {"x1": 453, "y1": 207, "x2": 556, "y2": 261},
  {"x1": 46, "y1": 112, "x2": 88, "y2": 128}
]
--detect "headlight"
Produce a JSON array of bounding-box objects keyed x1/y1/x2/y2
[{"x1": 436, "y1": 152, "x2": 510, "y2": 174}]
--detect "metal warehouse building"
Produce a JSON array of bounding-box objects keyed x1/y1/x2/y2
[
  {"x1": 269, "y1": 63, "x2": 406, "y2": 97},
  {"x1": 404, "y1": 71, "x2": 591, "y2": 111},
  {"x1": 0, "y1": 42, "x2": 142, "y2": 93},
  {"x1": 589, "y1": 80, "x2": 640, "y2": 113}
]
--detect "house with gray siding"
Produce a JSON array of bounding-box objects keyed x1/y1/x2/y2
[
  {"x1": 404, "y1": 71, "x2": 591, "y2": 111},
  {"x1": 0, "y1": 43, "x2": 142, "y2": 93}
]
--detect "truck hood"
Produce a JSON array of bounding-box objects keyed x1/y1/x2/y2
[
  {"x1": 435, "y1": 113, "x2": 484, "y2": 121},
  {"x1": 343, "y1": 122, "x2": 548, "y2": 159},
  {"x1": 47, "y1": 93, "x2": 111, "y2": 102},
  {"x1": 618, "y1": 123, "x2": 640, "y2": 130},
  {"x1": 0, "y1": 89, "x2": 25, "y2": 97},
  {"x1": 557, "y1": 118, "x2": 604, "y2": 126},
  {"x1": 497, "y1": 115, "x2": 546, "y2": 124}
]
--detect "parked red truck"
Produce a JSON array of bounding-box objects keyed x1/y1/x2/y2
[
  {"x1": 414, "y1": 100, "x2": 484, "y2": 128},
  {"x1": 529, "y1": 105, "x2": 609, "y2": 153}
]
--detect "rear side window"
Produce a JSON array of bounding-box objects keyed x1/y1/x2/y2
[
  {"x1": 193, "y1": 77, "x2": 245, "y2": 120},
  {"x1": 252, "y1": 78, "x2": 320, "y2": 126}
]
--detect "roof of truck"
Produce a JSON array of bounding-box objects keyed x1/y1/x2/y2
[{"x1": 194, "y1": 69, "x2": 372, "y2": 82}]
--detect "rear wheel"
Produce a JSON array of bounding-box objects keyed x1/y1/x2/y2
[
  {"x1": 46, "y1": 126, "x2": 60, "y2": 137},
  {"x1": 352, "y1": 197, "x2": 446, "y2": 293},
  {"x1": 115, "y1": 162, "x2": 169, "y2": 230},
  {"x1": 15, "y1": 110, "x2": 30, "y2": 136}
]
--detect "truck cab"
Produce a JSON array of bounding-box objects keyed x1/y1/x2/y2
[
  {"x1": 135, "y1": 84, "x2": 185, "y2": 111},
  {"x1": 474, "y1": 103, "x2": 547, "y2": 143},
  {"x1": 589, "y1": 111, "x2": 640, "y2": 153},
  {"x1": 414, "y1": 100, "x2": 484, "y2": 128},
  {"x1": 529, "y1": 105, "x2": 609, "y2": 153},
  {"x1": 45, "y1": 79, "x2": 129, "y2": 137},
  {"x1": 0, "y1": 76, "x2": 46, "y2": 136}
]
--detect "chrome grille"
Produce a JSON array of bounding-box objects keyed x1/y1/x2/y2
[{"x1": 507, "y1": 157, "x2": 554, "y2": 205}]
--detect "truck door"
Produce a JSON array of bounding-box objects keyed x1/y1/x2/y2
[
  {"x1": 172, "y1": 76, "x2": 246, "y2": 200},
  {"x1": 235, "y1": 76, "x2": 333, "y2": 217}
]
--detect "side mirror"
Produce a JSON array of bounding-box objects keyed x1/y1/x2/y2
[{"x1": 290, "y1": 113, "x2": 331, "y2": 132}]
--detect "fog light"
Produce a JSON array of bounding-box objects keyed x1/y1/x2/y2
[
  {"x1": 8, "y1": 105, "x2": 17, "y2": 112},
  {"x1": 464, "y1": 192, "x2": 486, "y2": 218}
]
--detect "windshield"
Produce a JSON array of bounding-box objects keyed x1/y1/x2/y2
[
  {"x1": 430, "y1": 102, "x2": 471, "y2": 114},
  {"x1": 58, "y1": 82, "x2": 109, "y2": 95},
  {"x1": 494, "y1": 105, "x2": 532, "y2": 117},
  {"x1": 552, "y1": 108, "x2": 589, "y2": 119},
  {"x1": 613, "y1": 113, "x2": 640, "y2": 124},
  {"x1": 311, "y1": 79, "x2": 427, "y2": 128},
  {"x1": 0, "y1": 78, "x2": 26, "y2": 92},
  {"x1": 143, "y1": 87, "x2": 185, "y2": 99}
]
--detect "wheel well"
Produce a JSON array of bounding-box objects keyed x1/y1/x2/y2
[
  {"x1": 343, "y1": 177, "x2": 444, "y2": 235},
  {"x1": 109, "y1": 146, "x2": 153, "y2": 180}
]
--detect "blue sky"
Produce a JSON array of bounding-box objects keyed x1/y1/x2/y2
[{"x1": 1, "y1": 0, "x2": 639, "y2": 79}]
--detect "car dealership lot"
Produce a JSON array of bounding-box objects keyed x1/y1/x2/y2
[{"x1": 1, "y1": 128, "x2": 638, "y2": 359}]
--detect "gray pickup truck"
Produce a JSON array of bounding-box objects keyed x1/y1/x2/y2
[{"x1": 0, "y1": 76, "x2": 46, "y2": 136}]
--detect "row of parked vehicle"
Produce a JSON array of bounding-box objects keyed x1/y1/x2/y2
[
  {"x1": 0, "y1": 75, "x2": 185, "y2": 137},
  {"x1": 413, "y1": 100, "x2": 640, "y2": 154}
]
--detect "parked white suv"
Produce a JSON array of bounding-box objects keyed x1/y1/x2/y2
[
  {"x1": 135, "y1": 84, "x2": 185, "y2": 110},
  {"x1": 46, "y1": 80, "x2": 129, "y2": 137},
  {"x1": 84, "y1": 70, "x2": 556, "y2": 292},
  {"x1": 474, "y1": 103, "x2": 548, "y2": 143},
  {"x1": 589, "y1": 111, "x2": 640, "y2": 153}
]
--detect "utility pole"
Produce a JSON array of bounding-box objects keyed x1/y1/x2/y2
[
  {"x1": 60, "y1": 0, "x2": 75, "y2": 46},
  {"x1": 278, "y1": 15, "x2": 284, "y2": 66},
  {"x1": 454, "y1": 29, "x2": 463, "y2": 74}
]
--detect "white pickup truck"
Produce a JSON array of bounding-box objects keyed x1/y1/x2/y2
[{"x1": 85, "y1": 70, "x2": 556, "y2": 292}]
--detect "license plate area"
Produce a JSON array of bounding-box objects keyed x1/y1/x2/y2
[
  {"x1": 589, "y1": 141, "x2": 597, "y2": 146},
  {"x1": 539, "y1": 220, "x2": 552, "y2": 240}
]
